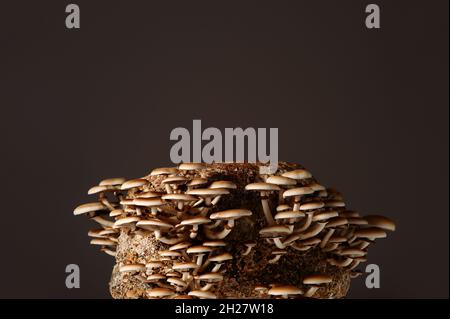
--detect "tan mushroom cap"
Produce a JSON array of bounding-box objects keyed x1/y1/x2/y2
[
  {"x1": 136, "y1": 219, "x2": 173, "y2": 229},
  {"x1": 162, "y1": 176, "x2": 189, "y2": 185},
  {"x1": 169, "y1": 242, "x2": 192, "y2": 251},
  {"x1": 119, "y1": 264, "x2": 145, "y2": 272},
  {"x1": 120, "y1": 178, "x2": 147, "y2": 190},
  {"x1": 136, "y1": 191, "x2": 162, "y2": 198},
  {"x1": 303, "y1": 274, "x2": 332, "y2": 285},
  {"x1": 188, "y1": 178, "x2": 209, "y2": 187},
  {"x1": 147, "y1": 274, "x2": 166, "y2": 281},
  {"x1": 159, "y1": 250, "x2": 182, "y2": 257},
  {"x1": 180, "y1": 216, "x2": 211, "y2": 226},
  {"x1": 203, "y1": 240, "x2": 227, "y2": 247},
  {"x1": 73, "y1": 202, "x2": 107, "y2": 215},
  {"x1": 281, "y1": 169, "x2": 312, "y2": 180},
  {"x1": 150, "y1": 167, "x2": 179, "y2": 176},
  {"x1": 272, "y1": 249, "x2": 288, "y2": 255},
  {"x1": 245, "y1": 182, "x2": 280, "y2": 191},
  {"x1": 186, "y1": 188, "x2": 230, "y2": 196},
  {"x1": 283, "y1": 187, "x2": 314, "y2": 198},
  {"x1": 274, "y1": 211, "x2": 305, "y2": 219},
  {"x1": 88, "y1": 185, "x2": 116, "y2": 195},
  {"x1": 147, "y1": 288, "x2": 175, "y2": 298},
  {"x1": 259, "y1": 225, "x2": 291, "y2": 236},
  {"x1": 313, "y1": 211, "x2": 339, "y2": 222},
  {"x1": 326, "y1": 217, "x2": 348, "y2": 228},
  {"x1": 325, "y1": 200, "x2": 346, "y2": 208},
  {"x1": 145, "y1": 261, "x2": 163, "y2": 269},
  {"x1": 172, "y1": 262, "x2": 199, "y2": 270},
  {"x1": 339, "y1": 248, "x2": 367, "y2": 257},
  {"x1": 113, "y1": 216, "x2": 140, "y2": 227},
  {"x1": 167, "y1": 278, "x2": 188, "y2": 287},
  {"x1": 347, "y1": 217, "x2": 369, "y2": 225},
  {"x1": 99, "y1": 177, "x2": 126, "y2": 186},
  {"x1": 161, "y1": 194, "x2": 197, "y2": 201},
  {"x1": 306, "y1": 182, "x2": 326, "y2": 191},
  {"x1": 90, "y1": 238, "x2": 116, "y2": 246},
  {"x1": 178, "y1": 162, "x2": 206, "y2": 170},
  {"x1": 208, "y1": 253, "x2": 233, "y2": 262},
  {"x1": 268, "y1": 285, "x2": 303, "y2": 296},
  {"x1": 109, "y1": 209, "x2": 124, "y2": 217},
  {"x1": 197, "y1": 272, "x2": 224, "y2": 281},
  {"x1": 209, "y1": 180, "x2": 237, "y2": 189},
  {"x1": 340, "y1": 210, "x2": 360, "y2": 218},
  {"x1": 299, "y1": 201, "x2": 325, "y2": 211},
  {"x1": 210, "y1": 209, "x2": 252, "y2": 220},
  {"x1": 266, "y1": 176, "x2": 297, "y2": 186},
  {"x1": 364, "y1": 215, "x2": 396, "y2": 231},
  {"x1": 186, "y1": 246, "x2": 213, "y2": 254},
  {"x1": 188, "y1": 290, "x2": 217, "y2": 299},
  {"x1": 354, "y1": 227, "x2": 387, "y2": 239},
  {"x1": 276, "y1": 204, "x2": 291, "y2": 212},
  {"x1": 132, "y1": 198, "x2": 165, "y2": 207},
  {"x1": 329, "y1": 235, "x2": 348, "y2": 243}
]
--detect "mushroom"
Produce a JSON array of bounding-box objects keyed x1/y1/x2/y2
[
  {"x1": 354, "y1": 227, "x2": 387, "y2": 241},
  {"x1": 259, "y1": 225, "x2": 292, "y2": 249},
  {"x1": 242, "y1": 241, "x2": 257, "y2": 256},
  {"x1": 120, "y1": 179, "x2": 147, "y2": 191},
  {"x1": 146, "y1": 287, "x2": 175, "y2": 299},
  {"x1": 303, "y1": 274, "x2": 332, "y2": 298},
  {"x1": 364, "y1": 215, "x2": 396, "y2": 231},
  {"x1": 113, "y1": 216, "x2": 140, "y2": 229},
  {"x1": 178, "y1": 162, "x2": 206, "y2": 171},
  {"x1": 90, "y1": 238, "x2": 116, "y2": 246},
  {"x1": 245, "y1": 182, "x2": 281, "y2": 225},
  {"x1": 179, "y1": 216, "x2": 211, "y2": 239},
  {"x1": 186, "y1": 188, "x2": 230, "y2": 207},
  {"x1": 99, "y1": 177, "x2": 126, "y2": 186},
  {"x1": 281, "y1": 169, "x2": 312, "y2": 181},
  {"x1": 267, "y1": 285, "x2": 303, "y2": 299},
  {"x1": 186, "y1": 246, "x2": 213, "y2": 272},
  {"x1": 161, "y1": 193, "x2": 197, "y2": 212},
  {"x1": 132, "y1": 198, "x2": 165, "y2": 216},
  {"x1": 282, "y1": 187, "x2": 314, "y2": 211},
  {"x1": 188, "y1": 290, "x2": 217, "y2": 299},
  {"x1": 205, "y1": 209, "x2": 252, "y2": 240},
  {"x1": 268, "y1": 249, "x2": 287, "y2": 264},
  {"x1": 119, "y1": 264, "x2": 146, "y2": 273},
  {"x1": 201, "y1": 253, "x2": 233, "y2": 273},
  {"x1": 150, "y1": 167, "x2": 179, "y2": 176},
  {"x1": 73, "y1": 202, "x2": 107, "y2": 216}
]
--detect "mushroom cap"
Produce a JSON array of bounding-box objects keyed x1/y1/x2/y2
[
  {"x1": 266, "y1": 176, "x2": 297, "y2": 186},
  {"x1": 145, "y1": 261, "x2": 163, "y2": 268},
  {"x1": 272, "y1": 249, "x2": 288, "y2": 255},
  {"x1": 147, "y1": 288, "x2": 175, "y2": 298},
  {"x1": 90, "y1": 238, "x2": 116, "y2": 246},
  {"x1": 119, "y1": 264, "x2": 145, "y2": 272},
  {"x1": 169, "y1": 242, "x2": 192, "y2": 251},
  {"x1": 325, "y1": 200, "x2": 346, "y2": 208},
  {"x1": 354, "y1": 227, "x2": 387, "y2": 239},
  {"x1": 275, "y1": 211, "x2": 306, "y2": 220},
  {"x1": 167, "y1": 278, "x2": 188, "y2": 287},
  {"x1": 209, "y1": 180, "x2": 237, "y2": 189},
  {"x1": 313, "y1": 211, "x2": 339, "y2": 222},
  {"x1": 340, "y1": 210, "x2": 360, "y2": 218},
  {"x1": 161, "y1": 194, "x2": 197, "y2": 202},
  {"x1": 147, "y1": 274, "x2": 166, "y2": 281},
  {"x1": 73, "y1": 202, "x2": 107, "y2": 215},
  {"x1": 99, "y1": 177, "x2": 126, "y2": 186},
  {"x1": 186, "y1": 246, "x2": 213, "y2": 254},
  {"x1": 268, "y1": 285, "x2": 303, "y2": 296},
  {"x1": 347, "y1": 217, "x2": 369, "y2": 225},
  {"x1": 300, "y1": 238, "x2": 321, "y2": 246},
  {"x1": 197, "y1": 272, "x2": 224, "y2": 282},
  {"x1": 136, "y1": 219, "x2": 173, "y2": 229},
  {"x1": 303, "y1": 274, "x2": 332, "y2": 285},
  {"x1": 162, "y1": 176, "x2": 189, "y2": 185},
  {"x1": 210, "y1": 209, "x2": 252, "y2": 220},
  {"x1": 120, "y1": 178, "x2": 147, "y2": 190},
  {"x1": 172, "y1": 262, "x2": 199, "y2": 270},
  {"x1": 113, "y1": 216, "x2": 140, "y2": 227},
  {"x1": 109, "y1": 209, "x2": 124, "y2": 217},
  {"x1": 180, "y1": 216, "x2": 211, "y2": 226},
  {"x1": 136, "y1": 191, "x2": 162, "y2": 198},
  {"x1": 245, "y1": 182, "x2": 280, "y2": 191},
  {"x1": 186, "y1": 188, "x2": 230, "y2": 196},
  {"x1": 283, "y1": 187, "x2": 314, "y2": 198},
  {"x1": 132, "y1": 198, "x2": 165, "y2": 207},
  {"x1": 188, "y1": 290, "x2": 217, "y2": 299},
  {"x1": 208, "y1": 253, "x2": 233, "y2": 262},
  {"x1": 276, "y1": 204, "x2": 291, "y2": 212},
  {"x1": 281, "y1": 169, "x2": 312, "y2": 180},
  {"x1": 203, "y1": 240, "x2": 227, "y2": 247},
  {"x1": 150, "y1": 167, "x2": 179, "y2": 176},
  {"x1": 188, "y1": 178, "x2": 209, "y2": 187},
  {"x1": 159, "y1": 250, "x2": 182, "y2": 257},
  {"x1": 339, "y1": 248, "x2": 367, "y2": 257},
  {"x1": 299, "y1": 201, "x2": 325, "y2": 211},
  {"x1": 329, "y1": 235, "x2": 348, "y2": 243},
  {"x1": 364, "y1": 215, "x2": 396, "y2": 231},
  {"x1": 326, "y1": 217, "x2": 348, "y2": 228},
  {"x1": 259, "y1": 225, "x2": 292, "y2": 237},
  {"x1": 88, "y1": 185, "x2": 116, "y2": 195},
  {"x1": 178, "y1": 162, "x2": 206, "y2": 170},
  {"x1": 306, "y1": 182, "x2": 326, "y2": 191}
]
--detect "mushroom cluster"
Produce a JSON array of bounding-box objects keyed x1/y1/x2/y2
[{"x1": 74, "y1": 162, "x2": 395, "y2": 299}]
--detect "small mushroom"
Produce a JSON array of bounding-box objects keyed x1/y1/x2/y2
[
  {"x1": 205, "y1": 209, "x2": 252, "y2": 240},
  {"x1": 178, "y1": 162, "x2": 206, "y2": 171},
  {"x1": 268, "y1": 249, "x2": 287, "y2": 264},
  {"x1": 73, "y1": 202, "x2": 107, "y2": 216},
  {"x1": 283, "y1": 187, "x2": 314, "y2": 211},
  {"x1": 186, "y1": 188, "x2": 230, "y2": 207},
  {"x1": 268, "y1": 285, "x2": 303, "y2": 298},
  {"x1": 120, "y1": 179, "x2": 147, "y2": 190},
  {"x1": 281, "y1": 169, "x2": 312, "y2": 180},
  {"x1": 303, "y1": 274, "x2": 332, "y2": 298},
  {"x1": 119, "y1": 264, "x2": 146, "y2": 273},
  {"x1": 242, "y1": 241, "x2": 257, "y2": 256},
  {"x1": 179, "y1": 216, "x2": 211, "y2": 239},
  {"x1": 99, "y1": 177, "x2": 126, "y2": 186},
  {"x1": 364, "y1": 215, "x2": 396, "y2": 231},
  {"x1": 146, "y1": 287, "x2": 175, "y2": 298},
  {"x1": 245, "y1": 182, "x2": 281, "y2": 225},
  {"x1": 188, "y1": 290, "x2": 217, "y2": 299}
]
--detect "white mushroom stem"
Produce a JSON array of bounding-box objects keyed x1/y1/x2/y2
[
  {"x1": 205, "y1": 197, "x2": 212, "y2": 206},
  {"x1": 177, "y1": 201, "x2": 184, "y2": 211},
  {"x1": 204, "y1": 220, "x2": 222, "y2": 229},
  {"x1": 190, "y1": 225, "x2": 199, "y2": 239},
  {"x1": 196, "y1": 254, "x2": 205, "y2": 267},
  {"x1": 201, "y1": 283, "x2": 213, "y2": 291},
  {"x1": 193, "y1": 198, "x2": 204, "y2": 207},
  {"x1": 99, "y1": 194, "x2": 115, "y2": 211},
  {"x1": 273, "y1": 238, "x2": 287, "y2": 249},
  {"x1": 268, "y1": 255, "x2": 282, "y2": 264},
  {"x1": 165, "y1": 184, "x2": 172, "y2": 194},
  {"x1": 211, "y1": 195, "x2": 222, "y2": 206},
  {"x1": 136, "y1": 207, "x2": 142, "y2": 216},
  {"x1": 304, "y1": 286, "x2": 319, "y2": 298},
  {"x1": 242, "y1": 246, "x2": 253, "y2": 256},
  {"x1": 211, "y1": 263, "x2": 222, "y2": 272},
  {"x1": 292, "y1": 196, "x2": 301, "y2": 211},
  {"x1": 203, "y1": 220, "x2": 234, "y2": 240},
  {"x1": 261, "y1": 193, "x2": 275, "y2": 225},
  {"x1": 294, "y1": 212, "x2": 313, "y2": 233},
  {"x1": 151, "y1": 207, "x2": 158, "y2": 216}
]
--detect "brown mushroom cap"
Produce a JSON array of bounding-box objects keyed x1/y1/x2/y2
[
  {"x1": 178, "y1": 163, "x2": 206, "y2": 170},
  {"x1": 109, "y1": 209, "x2": 124, "y2": 217},
  {"x1": 259, "y1": 225, "x2": 291, "y2": 237},
  {"x1": 180, "y1": 216, "x2": 211, "y2": 226},
  {"x1": 113, "y1": 216, "x2": 140, "y2": 227},
  {"x1": 268, "y1": 285, "x2": 303, "y2": 296},
  {"x1": 245, "y1": 182, "x2": 281, "y2": 191},
  {"x1": 281, "y1": 169, "x2": 312, "y2": 180},
  {"x1": 203, "y1": 240, "x2": 227, "y2": 247},
  {"x1": 73, "y1": 202, "x2": 107, "y2": 215},
  {"x1": 276, "y1": 204, "x2": 291, "y2": 212},
  {"x1": 120, "y1": 179, "x2": 147, "y2": 190},
  {"x1": 149, "y1": 167, "x2": 178, "y2": 176},
  {"x1": 208, "y1": 253, "x2": 233, "y2": 262},
  {"x1": 136, "y1": 219, "x2": 173, "y2": 229},
  {"x1": 188, "y1": 290, "x2": 217, "y2": 299},
  {"x1": 162, "y1": 176, "x2": 189, "y2": 185},
  {"x1": 136, "y1": 191, "x2": 162, "y2": 198},
  {"x1": 282, "y1": 187, "x2": 314, "y2": 199},
  {"x1": 274, "y1": 211, "x2": 305, "y2": 219},
  {"x1": 119, "y1": 264, "x2": 145, "y2": 272},
  {"x1": 186, "y1": 188, "x2": 230, "y2": 196},
  {"x1": 147, "y1": 288, "x2": 175, "y2": 298},
  {"x1": 364, "y1": 215, "x2": 396, "y2": 231},
  {"x1": 303, "y1": 274, "x2": 332, "y2": 285},
  {"x1": 313, "y1": 211, "x2": 339, "y2": 222},
  {"x1": 266, "y1": 176, "x2": 297, "y2": 186},
  {"x1": 132, "y1": 198, "x2": 165, "y2": 207},
  {"x1": 99, "y1": 177, "x2": 126, "y2": 186},
  {"x1": 90, "y1": 238, "x2": 116, "y2": 246},
  {"x1": 209, "y1": 180, "x2": 237, "y2": 189},
  {"x1": 306, "y1": 182, "x2": 326, "y2": 191},
  {"x1": 354, "y1": 227, "x2": 387, "y2": 239},
  {"x1": 197, "y1": 272, "x2": 224, "y2": 282},
  {"x1": 299, "y1": 201, "x2": 325, "y2": 211},
  {"x1": 210, "y1": 209, "x2": 252, "y2": 220},
  {"x1": 161, "y1": 194, "x2": 197, "y2": 202},
  {"x1": 186, "y1": 246, "x2": 213, "y2": 254},
  {"x1": 188, "y1": 178, "x2": 209, "y2": 187},
  {"x1": 88, "y1": 185, "x2": 116, "y2": 195},
  {"x1": 172, "y1": 262, "x2": 199, "y2": 270},
  {"x1": 169, "y1": 242, "x2": 192, "y2": 251}
]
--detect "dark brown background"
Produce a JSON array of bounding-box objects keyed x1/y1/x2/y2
[{"x1": 0, "y1": 0, "x2": 448, "y2": 298}]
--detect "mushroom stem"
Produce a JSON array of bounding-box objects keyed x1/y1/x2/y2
[
  {"x1": 242, "y1": 246, "x2": 253, "y2": 256},
  {"x1": 211, "y1": 195, "x2": 222, "y2": 206},
  {"x1": 320, "y1": 229, "x2": 335, "y2": 248},
  {"x1": 294, "y1": 212, "x2": 313, "y2": 233},
  {"x1": 200, "y1": 283, "x2": 213, "y2": 291},
  {"x1": 304, "y1": 286, "x2": 319, "y2": 298},
  {"x1": 211, "y1": 263, "x2": 222, "y2": 272},
  {"x1": 273, "y1": 238, "x2": 286, "y2": 249},
  {"x1": 268, "y1": 255, "x2": 282, "y2": 264},
  {"x1": 261, "y1": 196, "x2": 275, "y2": 225}
]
